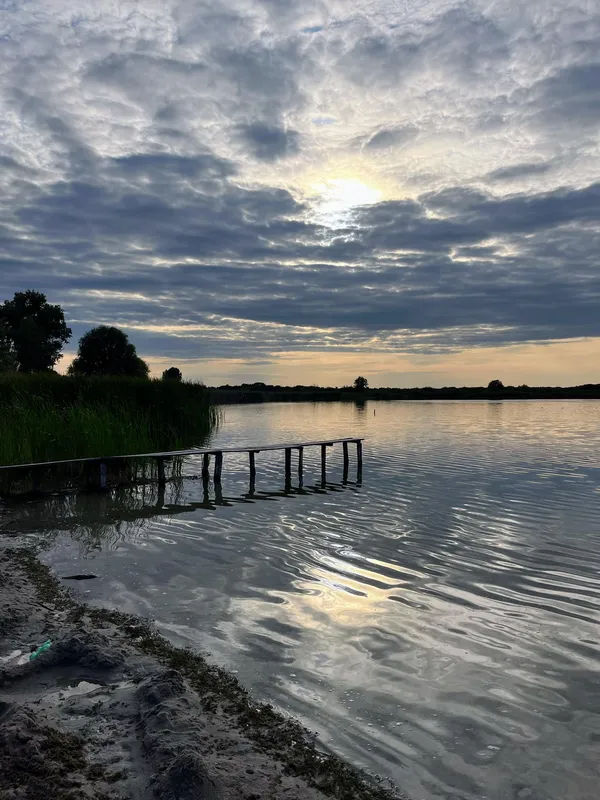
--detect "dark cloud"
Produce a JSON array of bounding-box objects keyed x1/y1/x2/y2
[
  {"x1": 2, "y1": 134, "x2": 600, "y2": 358},
  {"x1": 237, "y1": 123, "x2": 300, "y2": 161},
  {"x1": 339, "y1": 6, "x2": 509, "y2": 88},
  {"x1": 363, "y1": 126, "x2": 417, "y2": 150},
  {"x1": 212, "y1": 37, "x2": 311, "y2": 120},
  {"x1": 531, "y1": 63, "x2": 600, "y2": 129},
  {"x1": 85, "y1": 53, "x2": 209, "y2": 92},
  {"x1": 419, "y1": 183, "x2": 600, "y2": 235},
  {"x1": 486, "y1": 161, "x2": 554, "y2": 182}
]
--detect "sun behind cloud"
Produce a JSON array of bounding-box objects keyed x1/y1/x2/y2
[{"x1": 310, "y1": 178, "x2": 383, "y2": 227}]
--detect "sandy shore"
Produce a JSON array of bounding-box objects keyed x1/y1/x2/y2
[{"x1": 0, "y1": 541, "x2": 403, "y2": 800}]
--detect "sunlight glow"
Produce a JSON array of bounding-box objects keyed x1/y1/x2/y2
[{"x1": 310, "y1": 178, "x2": 382, "y2": 228}]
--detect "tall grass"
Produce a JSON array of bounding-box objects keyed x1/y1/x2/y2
[{"x1": 0, "y1": 373, "x2": 219, "y2": 465}]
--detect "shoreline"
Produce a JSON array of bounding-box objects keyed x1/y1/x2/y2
[{"x1": 0, "y1": 541, "x2": 403, "y2": 800}]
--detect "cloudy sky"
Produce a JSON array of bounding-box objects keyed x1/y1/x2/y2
[{"x1": 2, "y1": 0, "x2": 600, "y2": 386}]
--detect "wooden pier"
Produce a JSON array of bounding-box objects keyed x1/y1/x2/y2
[{"x1": 0, "y1": 438, "x2": 364, "y2": 497}]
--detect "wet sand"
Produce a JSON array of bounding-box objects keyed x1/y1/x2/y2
[{"x1": 0, "y1": 542, "x2": 402, "y2": 800}]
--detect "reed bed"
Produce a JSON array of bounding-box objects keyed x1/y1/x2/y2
[{"x1": 0, "y1": 373, "x2": 218, "y2": 466}]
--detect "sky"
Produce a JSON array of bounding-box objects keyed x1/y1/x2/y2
[{"x1": 1, "y1": 0, "x2": 600, "y2": 387}]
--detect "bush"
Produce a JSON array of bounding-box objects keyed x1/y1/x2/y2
[{"x1": 162, "y1": 367, "x2": 183, "y2": 382}]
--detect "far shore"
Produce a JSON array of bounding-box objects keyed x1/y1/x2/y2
[{"x1": 209, "y1": 383, "x2": 600, "y2": 405}]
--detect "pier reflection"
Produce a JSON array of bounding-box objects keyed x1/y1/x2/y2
[{"x1": 2, "y1": 472, "x2": 363, "y2": 554}]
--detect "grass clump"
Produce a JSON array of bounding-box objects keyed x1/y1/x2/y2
[{"x1": 0, "y1": 373, "x2": 218, "y2": 466}]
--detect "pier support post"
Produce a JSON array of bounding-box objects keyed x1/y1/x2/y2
[
  {"x1": 202, "y1": 453, "x2": 210, "y2": 481},
  {"x1": 356, "y1": 440, "x2": 363, "y2": 481},
  {"x1": 284, "y1": 448, "x2": 292, "y2": 484},
  {"x1": 321, "y1": 444, "x2": 327, "y2": 484},
  {"x1": 99, "y1": 462, "x2": 107, "y2": 490},
  {"x1": 248, "y1": 451, "x2": 257, "y2": 496},
  {"x1": 342, "y1": 441, "x2": 349, "y2": 482},
  {"x1": 157, "y1": 458, "x2": 166, "y2": 486},
  {"x1": 297, "y1": 447, "x2": 304, "y2": 481},
  {"x1": 214, "y1": 451, "x2": 223, "y2": 483}
]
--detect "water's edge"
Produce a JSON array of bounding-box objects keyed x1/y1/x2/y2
[{"x1": 0, "y1": 539, "x2": 404, "y2": 800}]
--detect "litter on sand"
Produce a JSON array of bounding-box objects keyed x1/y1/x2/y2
[{"x1": 29, "y1": 640, "x2": 52, "y2": 660}]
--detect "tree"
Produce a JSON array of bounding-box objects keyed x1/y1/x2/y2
[
  {"x1": 354, "y1": 376, "x2": 369, "y2": 392},
  {"x1": 68, "y1": 326, "x2": 149, "y2": 378},
  {"x1": 0, "y1": 290, "x2": 71, "y2": 372},
  {"x1": 162, "y1": 367, "x2": 182, "y2": 382},
  {"x1": 488, "y1": 379, "x2": 504, "y2": 391}
]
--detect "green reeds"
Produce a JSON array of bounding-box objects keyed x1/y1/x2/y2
[{"x1": 0, "y1": 373, "x2": 219, "y2": 466}]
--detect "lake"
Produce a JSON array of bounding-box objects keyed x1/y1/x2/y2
[{"x1": 12, "y1": 400, "x2": 600, "y2": 800}]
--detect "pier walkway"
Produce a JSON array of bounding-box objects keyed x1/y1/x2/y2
[{"x1": 0, "y1": 438, "x2": 363, "y2": 496}]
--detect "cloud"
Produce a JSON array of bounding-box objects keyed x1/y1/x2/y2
[
  {"x1": 237, "y1": 123, "x2": 300, "y2": 161},
  {"x1": 363, "y1": 126, "x2": 417, "y2": 150},
  {"x1": 486, "y1": 161, "x2": 554, "y2": 182}
]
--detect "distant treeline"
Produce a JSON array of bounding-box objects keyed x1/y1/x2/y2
[{"x1": 210, "y1": 383, "x2": 600, "y2": 404}]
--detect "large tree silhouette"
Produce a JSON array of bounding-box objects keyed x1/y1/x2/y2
[
  {"x1": 0, "y1": 290, "x2": 71, "y2": 372},
  {"x1": 68, "y1": 326, "x2": 149, "y2": 378}
]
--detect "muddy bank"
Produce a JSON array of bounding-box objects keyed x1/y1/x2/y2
[{"x1": 0, "y1": 544, "x2": 403, "y2": 800}]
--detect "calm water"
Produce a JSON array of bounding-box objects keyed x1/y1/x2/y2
[{"x1": 9, "y1": 401, "x2": 600, "y2": 799}]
